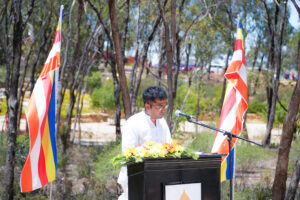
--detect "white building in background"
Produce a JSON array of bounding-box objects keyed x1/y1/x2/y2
[{"x1": 209, "y1": 63, "x2": 225, "y2": 75}]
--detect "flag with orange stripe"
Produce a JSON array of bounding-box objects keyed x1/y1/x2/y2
[
  {"x1": 20, "y1": 6, "x2": 63, "y2": 192},
  {"x1": 211, "y1": 20, "x2": 248, "y2": 182}
]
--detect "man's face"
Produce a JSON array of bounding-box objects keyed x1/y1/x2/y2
[{"x1": 145, "y1": 99, "x2": 168, "y2": 120}]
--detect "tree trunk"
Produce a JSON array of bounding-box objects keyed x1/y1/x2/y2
[
  {"x1": 248, "y1": 36, "x2": 261, "y2": 95},
  {"x1": 263, "y1": 0, "x2": 278, "y2": 146},
  {"x1": 56, "y1": 0, "x2": 76, "y2": 140},
  {"x1": 263, "y1": 1, "x2": 286, "y2": 147},
  {"x1": 64, "y1": 0, "x2": 84, "y2": 151},
  {"x1": 129, "y1": 1, "x2": 141, "y2": 113},
  {"x1": 252, "y1": 54, "x2": 264, "y2": 95},
  {"x1": 186, "y1": 43, "x2": 191, "y2": 86},
  {"x1": 285, "y1": 153, "x2": 300, "y2": 200},
  {"x1": 272, "y1": 37, "x2": 300, "y2": 200},
  {"x1": 218, "y1": 51, "x2": 231, "y2": 115},
  {"x1": 131, "y1": 15, "x2": 161, "y2": 113},
  {"x1": 157, "y1": 0, "x2": 174, "y2": 129},
  {"x1": 110, "y1": 58, "x2": 121, "y2": 137},
  {"x1": 4, "y1": 1, "x2": 23, "y2": 199},
  {"x1": 108, "y1": 0, "x2": 131, "y2": 119},
  {"x1": 158, "y1": 25, "x2": 165, "y2": 82}
]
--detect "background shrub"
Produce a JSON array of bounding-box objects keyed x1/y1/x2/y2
[
  {"x1": 87, "y1": 71, "x2": 102, "y2": 91},
  {"x1": 91, "y1": 78, "x2": 115, "y2": 110}
]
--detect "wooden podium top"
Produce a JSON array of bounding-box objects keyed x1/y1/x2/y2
[{"x1": 127, "y1": 154, "x2": 223, "y2": 176}]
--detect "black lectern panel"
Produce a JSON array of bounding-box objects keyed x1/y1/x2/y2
[{"x1": 127, "y1": 154, "x2": 222, "y2": 200}]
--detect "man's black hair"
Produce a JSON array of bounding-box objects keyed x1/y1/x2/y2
[{"x1": 142, "y1": 86, "x2": 167, "y2": 105}]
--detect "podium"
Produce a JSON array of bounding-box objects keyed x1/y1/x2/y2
[{"x1": 127, "y1": 154, "x2": 222, "y2": 200}]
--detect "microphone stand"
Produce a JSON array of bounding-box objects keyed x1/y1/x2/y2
[{"x1": 184, "y1": 115, "x2": 262, "y2": 200}]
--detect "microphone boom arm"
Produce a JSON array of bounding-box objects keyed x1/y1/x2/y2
[{"x1": 186, "y1": 118, "x2": 262, "y2": 147}]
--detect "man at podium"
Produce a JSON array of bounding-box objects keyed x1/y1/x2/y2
[{"x1": 118, "y1": 86, "x2": 172, "y2": 200}]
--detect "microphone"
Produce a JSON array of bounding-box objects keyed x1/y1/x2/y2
[{"x1": 175, "y1": 110, "x2": 195, "y2": 120}]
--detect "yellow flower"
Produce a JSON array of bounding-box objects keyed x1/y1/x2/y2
[
  {"x1": 175, "y1": 145, "x2": 183, "y2": 152},
  {"x1": 141, "y1": 149, "x2": 150, "y2": 157},
  {"x1": 171, "y1": 139, "x2": 178, "y2": 146},
  {"x1": 145, "y1": 141, "x2": 155, "y2": 146},
  {"x1": 159, "y1": 150, "x2": 166, "y2": 157}
]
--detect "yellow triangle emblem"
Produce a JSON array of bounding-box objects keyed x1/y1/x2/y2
[{"x1": 179, "y1": 190, "x2": 191, "y2": 200}]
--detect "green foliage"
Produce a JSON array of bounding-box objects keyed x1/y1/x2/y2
[
  {"x1": 234, "y1": 182, "x2": 272, "y2": 200},
  {"x1": 94, "y1": 140, "x2": 122, "y2": 183},
  {"x1": 0, "y1": 66, "x2": 6, "y2": 84},
  {"x1": 91, "y1": 78, "x2": 116, "y2": 110},
  {"x1": 174, "y1": 83, "x2": 221, "y2": 117},
  {"x1": 188, "y1": 130, "x2": 216, "y2": 153},
  {"x1": 248, "y1": 99, "x2": 267, "y2": 114},
  {"x1": 0, "y1": 131, "x2": 7, "y2": 166},
  {"x1": 87, "y1": 71, "x2": 102, "y2": 91},
  {"x1": 16, "y1": 135, "x2": 29, "y2": 166},
  {"x1": 59, "y1": 123, "x2": 69, "y2": 153},
  {"x1": 60, "y1": 90, "x2": 92, "y2": 118},
  {"x1": 236, "y1": 142, "x2": 275, "y2": 169},
  {"x1": 0, "y1": 98, "x2": 7, "y2": 115}
]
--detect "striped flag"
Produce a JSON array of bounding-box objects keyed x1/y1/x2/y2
[
  {"x1": 211, "y1": 20, "x2": 248, "y2": 182},
  {"x1": 20, "y1": 6, "x2": 63, "y2": 192}
]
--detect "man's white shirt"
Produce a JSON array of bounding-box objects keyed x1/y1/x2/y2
[{"x1": 118, "y1": 110, "x2": 172, "y2": 200}]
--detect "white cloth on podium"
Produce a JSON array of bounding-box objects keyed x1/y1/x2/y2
[{"x1": 118, "y1": 110, "x2": 172, "y2": 200}]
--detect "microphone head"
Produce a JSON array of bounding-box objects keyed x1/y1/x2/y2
[{"x1": 175, "y1": 110, "x2": 181, "y2": 117}]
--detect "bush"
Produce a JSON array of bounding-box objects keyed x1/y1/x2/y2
[
  {"x1": 175, "y1": 83, "x2": 220, "y2": 118},
  {"x1": 91, "y1": 78, "x2": 116, "y2": 110},
  {"x1": 247, "y1": 99, "x2": 267, "y2": 114},
  {"x1": 87, "y1": 71, "x2": 102, "y2": 91},
  {"x1": 16, "y1": 135, "x2": 29, "y2": 166}
]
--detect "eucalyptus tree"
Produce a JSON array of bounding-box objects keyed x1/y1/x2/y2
[
  {"x1": 156, "y1": 0, "x2": 223, "y2": 128},
  {"x1": 208, "y1": 1, "x2": 237, "y2": 115},
  {"x1": 108, "y1": 0, "x2": 132, "y2": 119},
  {"x1": 60, "y1": 0, "x2": 96, "y2": 151},
  {"x1": 0, "y1": 0, "x2": 59, "y2": 199},
  {"x1": 272, "y1": 2, "x2": 300, "y2": 199},
  {"x1": 262, "y1": 0, "x2": 289, "y2": 147},
  {"x1": 1, "y1": 1, "x2": 34, "y2": 198},
  {"x1": 86, "y1": 0, "x2": 123, "y2": 136}
]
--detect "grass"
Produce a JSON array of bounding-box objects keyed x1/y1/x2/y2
[
  {"x1": 94, "y1": 140, "x2": 122, "y2": 183},
  {"x1": 187, "y1": 130, "x2": 216, "y2": 153}
]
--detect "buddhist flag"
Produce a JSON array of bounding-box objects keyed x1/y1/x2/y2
[
  {"x1": 20, "y1": 6, "x2": 63, "y2": 192},
  {"x1": 211, "y1": 20, "x2": 248, "y2": 182}
]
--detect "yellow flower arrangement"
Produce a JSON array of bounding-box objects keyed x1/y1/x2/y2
[{"x1": 111, "y1": 140, "x2": 199, "y2": 168}]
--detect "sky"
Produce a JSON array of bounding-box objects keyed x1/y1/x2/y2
[{"x1": 288, "y1": 0, "x2": 300, "y2": 30}]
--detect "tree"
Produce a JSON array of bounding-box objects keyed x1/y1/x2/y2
[
  {"x1": 156, "y1": 0, "x2": 221, "y2": 129},
  {"x1": 86, "y1": 0, "x2": 123, "y2": 136},
  {"x1": 272, "y1": 38, "x2": 300, "y2": 199},
  {"x1": 108, "y1": 0, "x2": 132, "y2": 119},
  {"x1": 263, "y1": 0, "x2": 288, "y2": 147},
  {"x1": 0, "y1": 1, "x2": 35, "y2": 199},
  {"x1": 272, "y1": 2, "x2": 300, "y2": 199}
]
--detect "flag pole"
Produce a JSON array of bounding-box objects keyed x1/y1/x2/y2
[
  {"x1": 227, "y1": 134, "x2": 233, "y2": 200},
  {"x1": 50, "y1": 182, "x2": 53, "y2": 200},
  {"x1": 230, "y1": 15, "x2": 240, "y2": 200}
]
